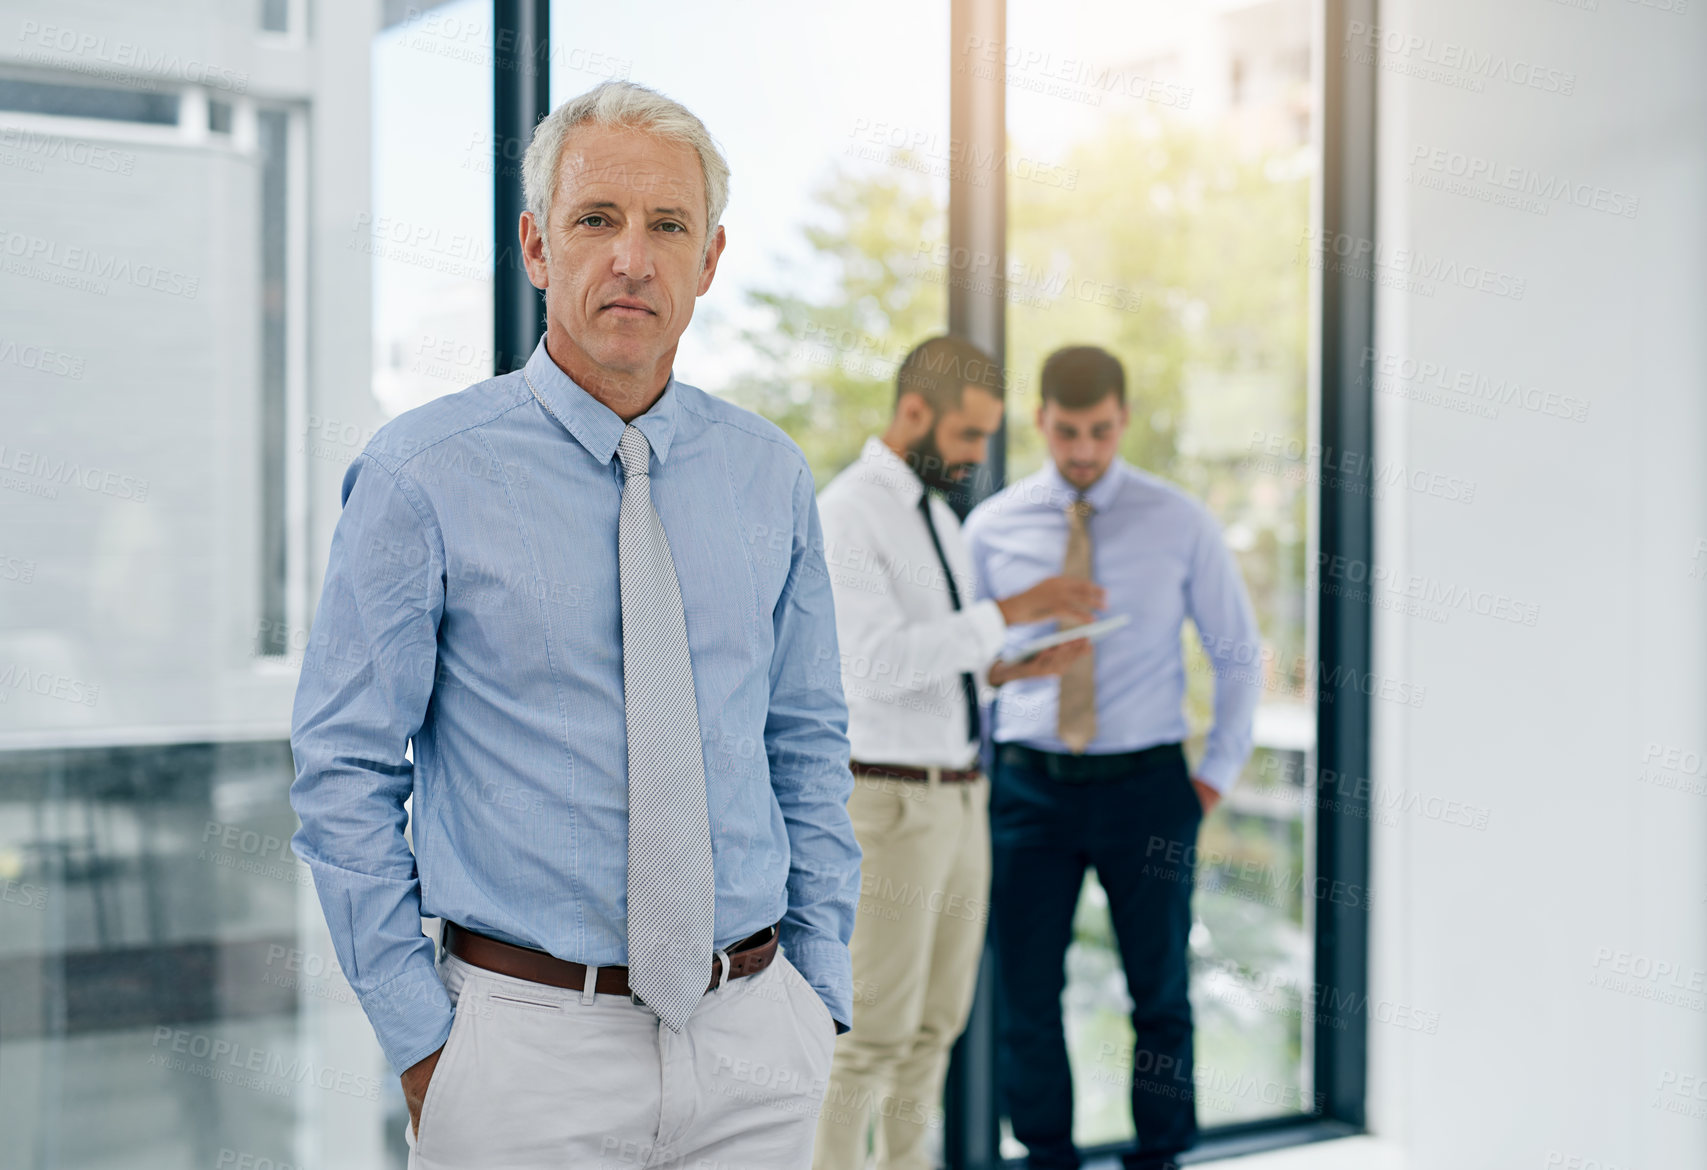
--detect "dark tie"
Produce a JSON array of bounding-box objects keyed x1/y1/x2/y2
[{"x1": 917, "y1": 492, "x2": 982, "y2": 745}]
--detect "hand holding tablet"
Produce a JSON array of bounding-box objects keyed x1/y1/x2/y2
[{"x1": 997, "y1": 613, "x2": 1131, "y2": 666}]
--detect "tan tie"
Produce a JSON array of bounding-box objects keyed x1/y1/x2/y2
[{"x1": 1056, "y1": 496, "x2": 1097, "y2": 753}]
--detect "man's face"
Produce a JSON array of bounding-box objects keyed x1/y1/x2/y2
[
  {"x1": 905, "y1": 386, "x2": 1004, "y2": 492},
  {"x1": 1037, "y1": 393, "x2": 1127, "y2": 490},
  {"x1": 521, "y1": 123, "x2": 725, "y2": 386}
]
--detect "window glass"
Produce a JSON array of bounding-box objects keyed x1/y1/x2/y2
[
  {"x1": 0, "y1": 3, "x2": 477, "y2": 1163},
  {"x1": 998, "y1": 0, "x2": 1318, "y2": 1148},
  {"x1": 370, "y1": 0, "x2": 495, "y2": 416}
]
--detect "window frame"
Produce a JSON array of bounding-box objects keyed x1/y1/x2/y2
[
  {"x1": 936, "y1": 0, "x2": 1378, "y2": 1163},
  {"x1": 494, "y1": 0, "x2": 550, "y2": 374},
  {"x1": 255, "y1": 101, "x2": 311, "y2": 662},
  {"x1": 499, "y1": 1, "x2": 1376, "y2": 1162}
]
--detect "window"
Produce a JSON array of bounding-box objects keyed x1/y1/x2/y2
[
  {"x1": 995, "y1": 0, "x2": 1321, "y2": 1152},
  {"x1": 0, "y1": 742, "x2": 321, "y2": 1163},
  {"x1": 0, "y1": 78, "x2": 179, "y2": 125},
  {"x1": 261, "y1": 0, "x2": 288, "y2": 33},
  {"x1": 1, "y1": 4, "x2": 384, "y2": 1163},
  {"x1": 255, "y1": 108, "x2": 292, "y2": 656},
  {"x1": 369, "y1": 0, "x2": 496, "y2": 416},
  {"x1": 0, "y1": 4, "x2": 1369, "y2": 1164}
]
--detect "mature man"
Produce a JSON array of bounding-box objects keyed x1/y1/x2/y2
[
  {"x1": 963, "y1": 346, "x2": 1263, "y2": 1170},
  {"x1": 289, "y1": 81, "x2": 860, "y2": 1169},
  {"x1": 812, "y1": 336, "x2": 1097, "y2": 1170}
]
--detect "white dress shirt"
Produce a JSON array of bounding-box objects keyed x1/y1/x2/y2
[{"x1": 816, "y1": 437, "x2": 1008, "y2": 769}]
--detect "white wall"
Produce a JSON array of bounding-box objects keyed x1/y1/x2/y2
[
  {"x1": 1364, "y1": 1, "x2": 1707, "y2": 1167},
  {"x1": 0, "y1": 0, "x2": 376, "y2": 750}
]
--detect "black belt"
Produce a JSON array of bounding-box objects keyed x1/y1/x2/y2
[
  {"x1": 998, "y1": 741, "x2": 1183, "y2": 782},
  {"x1": 851, "y1": 760, "x2": 982, "y2": 784}
]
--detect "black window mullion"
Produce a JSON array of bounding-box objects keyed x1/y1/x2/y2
[
  {"x1": 943, "y1": 0, "x2": 1008, "y2": 1165},
  {"x1": 493, "y1": 0, "x2": 550, "y2": 374},
  {"x1": 1314, "y1": 0, "x2": 1378, "y2": 1131}
]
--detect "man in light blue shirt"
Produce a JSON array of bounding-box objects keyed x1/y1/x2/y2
[
  {"x1": 964, "y1": 346, "x2": 1262, "y2": 1170},
  {"x1": 290, "y1": 81, "x2": 858, "y2": 1168}
]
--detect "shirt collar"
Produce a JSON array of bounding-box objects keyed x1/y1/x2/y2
[
  {"x1": 520, "y1": 336, "x2": 680, "y2": 466},
  {"x1": 1042, "y1": 456, "x2": 1126, "y2": 514},
  {"x1": 855, "y1": 435, "x2": 926, "y2": 508}
]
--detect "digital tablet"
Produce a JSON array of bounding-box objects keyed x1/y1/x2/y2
[{"x1": 997, "y1": 613, "x2": 1131, "y2": 665}]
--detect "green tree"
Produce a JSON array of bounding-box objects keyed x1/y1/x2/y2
[
  {"x1": 1005, "y1": 115, "x2": 1309, "y2": 488},
  {"x1": 732, "y1": 108, "x2": 1319, "y2": 1134},
  {"x1": 724, "y1": 159, "x2": 946, "y2": 485},
  {"x1": 730, "y1": 116, "x2": 1310, "y2": 673}
]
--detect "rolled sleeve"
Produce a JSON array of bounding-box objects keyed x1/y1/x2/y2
[
  {"x1": 288, "y1": 453, "x2": 452, "y2": 1077},
  {"x1": 964, "y1": 597, "x2": 1007, "y2": 660},
  {"x1": 964, "y1": 517, "x2": 1009, "y2": 707},
  {"x1": 965, "y1": 597, "x2": 1007, "y2": 699}
]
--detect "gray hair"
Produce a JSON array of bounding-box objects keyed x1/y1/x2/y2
[{"x1": 522, "y1": 80, "x2": 731, "y2": 264}]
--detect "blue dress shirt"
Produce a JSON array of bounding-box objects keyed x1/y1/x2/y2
[
  {"x1": 963, "y1": 457, "x2": 1262, "y2": 791},
  {"x1": 289, "y1": 339, "x2": 861, "y2": 1078}
]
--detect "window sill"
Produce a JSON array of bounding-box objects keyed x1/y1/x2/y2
[
  {"x1": 1201, "y1": 1132, "x2": 1401, "y2": 1169},
  {"x1": 1075, "y1": 1125, "x2": 1399, "y2": 1170}
]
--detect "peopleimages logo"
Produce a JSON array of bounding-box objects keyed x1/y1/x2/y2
[
  {"x1": 0, "y1": 554, "x2": 37, "y2": 585},
  {"x1": 148, "y1": 1028, "x2": 380, "y2": 1101},
  {"x1": 16, "y1": 21, "x2": 249, "y2": 93},
  {"x1": 0, "y1": 337, "x2": 85, "y2": 380},
  {"x1": 848, "y1": 118, "x2": 1080, "y2": 190},
  {"x1": 1359, "y1": 346, "x2": 1589, "y2": 424},
  {"x1": 959, "y1": 35, "x2": 1194, "y2": 109},
  {"x1": 913, "y1": 241, "x2": 1144, "y2": 313},
  {"x1": 0, "y1": 663, "x2": 99, "y2": 707},
  {"x1": 0, "y1": 227, "x2": 200, "y2": 300},
  {"x1": 1297, "y1": 228, "x2": 1526, "y2": 301},
  {"x1": 0, "y1": 443, "x2": 151, "y2": 503},
  {"x1": 1244, "y1": 431, "x2": 1478, "y2": 506},
  {"x1": 1314, "y1": 551, "x2": 1542, "y2": 628},
  {"x1": 0, "y1": 127, "x2": 136, "y2": 176},
  {"x1": 1409, "y1": 145, "x2": 1639, "y2": 219},
  {"x1": 1342, "y1": 20, "x2": 1577, "y2": 96}
]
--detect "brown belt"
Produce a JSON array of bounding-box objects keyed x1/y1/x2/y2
[
  {"x1": 851, "y1": 760, "x2": 982, "y2": 784},
  {"x1": 442, "y1": 920, "x2": 780, "y2": 1001}
]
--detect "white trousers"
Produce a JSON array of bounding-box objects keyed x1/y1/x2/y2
[{"x1": 404, "y1": 943, "x2": 836, "y2": 1169}]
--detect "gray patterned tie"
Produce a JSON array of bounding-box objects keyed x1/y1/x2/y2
[{"x1": 616, "y1": 424, "x2": 715, "y2": 1030}]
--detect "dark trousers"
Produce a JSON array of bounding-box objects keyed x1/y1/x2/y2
[{"x1": 990, "y1": 741, "x2": 1202, "y2": 1170}]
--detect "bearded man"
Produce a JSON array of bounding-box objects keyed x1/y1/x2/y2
[{"x1": 810, "y1": 335, "x2": 1098, "y2": 1170}]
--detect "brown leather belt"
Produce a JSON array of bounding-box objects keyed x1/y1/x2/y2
[
  {"x1": 442, "y1": 920, "x2": 780, "y2": 1001},
  {"x1": 851, "y1": 760, "x2": 982, "y2": 784}
]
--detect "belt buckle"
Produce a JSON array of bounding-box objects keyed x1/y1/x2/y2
[{"x1": 630, "y1": 990, "x2": 646, "y2": 1007}]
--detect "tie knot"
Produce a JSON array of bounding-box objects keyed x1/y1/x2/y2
[
  {"x1": 1068, "y1": 497, "x2": 1094, "y2": 521},
  {"x1": 617, "y1": 425, "x2": 651, "y2": 479}
]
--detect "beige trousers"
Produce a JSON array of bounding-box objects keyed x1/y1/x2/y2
[
  {"x1": 812, "y1": 773, "x2": 991, "y2": 1170},
  {"x1": 405, "y1": 944, "x2": 835, "y2": 1169}
]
